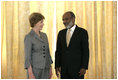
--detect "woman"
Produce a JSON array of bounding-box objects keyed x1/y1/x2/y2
[{"x1": 24, "y1": 13, "x2": 53, "y2": 79}]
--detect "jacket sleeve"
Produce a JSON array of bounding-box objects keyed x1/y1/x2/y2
[
  {"x1": 24, "y1": 35, "x2": 32, "y2": 69},
  {"x1": 81, "y1": 30, "x2": 89, "y2": 69},
  {"x1": 55, "y1": 32, "x2": 62, "y2": 68}
]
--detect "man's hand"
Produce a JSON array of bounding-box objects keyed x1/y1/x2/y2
[
  {"x1": 79, "y1": 68, "x2": 86, "y2": 76},
  {"x1": 28, "y1": 65, "x2": 35, "y2": 79},
  {"x1": 55, "y1": 67, "x2": 61, "y2": 78}
]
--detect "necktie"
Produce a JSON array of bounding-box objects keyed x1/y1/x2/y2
[{"x1": 66, "y1": 29, "x2": 71, "y2": 47}]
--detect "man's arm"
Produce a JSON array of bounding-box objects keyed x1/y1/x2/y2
[
  {"x1": 55, "y1": 32, "x2": 62, "y2": 77},
  {"x1": 81, "y1": 30, "x2": 89, "y2": 69},
  {"x1": 55, "y1": 32, "x2": 62, "y2": 68},
  {"x1": 79, "y1": 30, "x2": 89, "y2": 76}
]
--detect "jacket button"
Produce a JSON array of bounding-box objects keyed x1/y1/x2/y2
[
  {"x1": 43, "y1": 56, "x2": 45, "y2": 58},
  {"x1": 43, "y1": 49, "x2": 45, "y2": 51},
  {"x1": 43, "y1": 52, "x2": 45, "y2": 54},
  {"x1": 43, "y1": 46, "x2": 45, "y2": 48}
]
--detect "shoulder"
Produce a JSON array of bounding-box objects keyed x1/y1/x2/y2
[
  {"x1": 59, "y1": 28, "x2": 67, "y2": 32},
  {"x1": 77, "y1": 26, "x2": 87, "y2": 32},
  {"x1": 58, "y1": 28, "x2": 67, "y2": 35},
  {"x1": 24, "y1": 32, "x2": 32, "y2": 41},
  {"x1": 77, "y1": 26, "x2": 88, "y2": 34}
]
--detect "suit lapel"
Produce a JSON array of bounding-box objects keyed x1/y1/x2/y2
[
  {"x1": 63, "y1": 29, "x2": 68, "y2": 49},
  {"x1": 67, "y1": 25, "x2": 79, "y2": 48},
  {"x1": 30, "y1": 29, "x2": 45, "y2": 43}
]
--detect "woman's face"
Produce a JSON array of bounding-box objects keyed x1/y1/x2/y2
[{"x1": 35, "y1": 19, "x2": 44, "y2": 31}]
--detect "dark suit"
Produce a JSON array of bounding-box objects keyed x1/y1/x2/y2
[{"x1": 55, "y1": 25, "x2": 89, "y2": 79}]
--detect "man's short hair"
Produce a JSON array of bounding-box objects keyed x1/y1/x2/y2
[{"x1": 66, "y1": 11, "x2": 75, "y2": 18}]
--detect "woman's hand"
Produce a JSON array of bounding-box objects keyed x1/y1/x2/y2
[
  {"x1": 29, "y1": 72, "x2": 35, "y2": 79},
  {"x1": 28, "y1": 65, "x2": 35, "y2": 79},
  {"x1": 49, "y1": 66, "x2": 52, "y2": 79}
]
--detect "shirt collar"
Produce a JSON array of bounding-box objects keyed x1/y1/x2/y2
[{"x1": 69, "y1": 24, "x2": 76, "y2": 32}]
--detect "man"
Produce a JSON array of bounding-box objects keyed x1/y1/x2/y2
[{"x1": 55, "y1": 11, "x2": 89, "y2": 79}]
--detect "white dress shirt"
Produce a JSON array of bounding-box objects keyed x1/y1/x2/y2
[{"x1": 66, "y1": 24, "x2": 76, "y2": 40}]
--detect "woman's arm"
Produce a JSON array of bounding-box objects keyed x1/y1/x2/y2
[
  {"x1": 24, "y1": 35, "x2": 32, "y2": 69},
  {"x1": 24, "y1": 35, "x2": 35, "y2": 78},
  {"x1": 28, "y1": 65, "x2": 35, "y2": 79}
]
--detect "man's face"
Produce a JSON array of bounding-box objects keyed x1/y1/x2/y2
[{"x1": 62, "y1": 13, "x2": 72, "y2": 27}]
